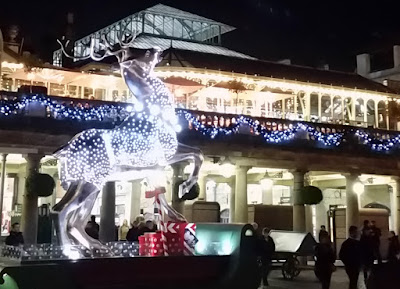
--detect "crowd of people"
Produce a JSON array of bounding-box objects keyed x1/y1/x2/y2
[
  {"x1": 83, "y1": 215, "x2": 158, "y2": 242},
  {"x1": 339, "y1": 221, "x2": 400, "y2": 289}
]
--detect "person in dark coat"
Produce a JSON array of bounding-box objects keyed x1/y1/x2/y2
[
  {"x1": 339, "y1": 226, "x2": 362, "y2": 289},
  {"x1": 370, "y1": 220, "x2": 382, "y2": 264},
  {"x1": 259, "y1": 227, "x2": 275, "y2": 288},
  {"x1": 360, "y1": 227, "x2": 374, "y2": 282},
  {"x1": 85, "y1": 215, "x2": 99, "y2": 240},
  {"x1": 315, "y1": 234, "x2": 335, "y2": 289},
  {"x1": 319, "y1": 225, "x2": 329, "y2": 242},
  {"x1": 361, "y1": 220, "x2": 370, "y2": 235},
  {"x1": 387, "y1": 231, "x2": 400, "y2": 264},
  {"x1": 126, "y1": 220, "x2": 140, "y2": 242},
  {"x1": 5, "y1": 223, "x2": 24, "y2": 246}
]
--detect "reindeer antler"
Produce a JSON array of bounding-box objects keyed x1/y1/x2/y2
[
  {"x1": 117, "y1": 24, "x2": 137, "y2": 49},
  {"x1": 57, "y1": 39, "x2": 92, "y2": 61},
  {"x1": 57, "y1": 28, "x2": 137, "y2": 63}
]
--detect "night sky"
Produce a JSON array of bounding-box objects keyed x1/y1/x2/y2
[{"x1": 1, "y1": 0, "x2": 400, "y2": 72}]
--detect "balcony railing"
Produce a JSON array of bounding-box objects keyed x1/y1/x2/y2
[{"x1": 0, "y1": 90, "x2": 399, "y2": 155}]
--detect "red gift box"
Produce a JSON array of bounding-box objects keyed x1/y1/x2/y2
[
  {"x1": 165, "y1": 222, "x2": 197, "y2": 256},
  {"x1": 138, "y1": 235, "x2": 147, "y2": 256},
  {"x1": 145, "y1": 232, "x2": 164, "y2": 257}
]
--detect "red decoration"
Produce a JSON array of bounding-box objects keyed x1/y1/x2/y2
[
  {"x1": 138, "y1": 235, "x2": 147, "y2": 256},
  {"x1": 165, "y1": 222, "x2": 197, "y2": 256},
  {"x1": 145, "y1": 232, "x2": 164, "y2": 257}
]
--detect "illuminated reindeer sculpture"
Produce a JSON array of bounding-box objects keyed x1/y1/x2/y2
[{"x1": 52, "y1": 30, "x2": 203, "y2": 256}]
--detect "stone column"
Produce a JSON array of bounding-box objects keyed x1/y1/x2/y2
[
  {"x1": 99, "y1": 182, "x2": 116, "y2": 242},
  {"x1": 229, "y1": 177, "x2": 235, "y2": 223},
  {"x1": 0, "y1": 154, "x2": 7, "y2": 233},
  {"x1": 292, "y1": 169, "x2": 307, "y2": 232},
  {"x1": 261, "y1": 179, "x2": 274, "y2": 205},
  {"x1": 128, "y1": 180, "x2": 142, "y2": 224},
  {"x1": 21, "y1": 153, "x2": 43, "y2": 244},
  {"x1": 165, "y1": 180, "x2": 172, "y2": 203},
  {"x1": 198, "y1": 174, "x2": 207, "y2": 201},
  {"x1": 392, "y1": 177, "x2": 400, "y2": 234},
  {"x1": 234, "y1": 166, "x2": 250, "y2": 223},
  {"x1": 51, "y1": 173, "x2": 58, "y2": 206},
  {"x1": 171, "y1": 162, "x2": 188, "y2": 215},
  {"x1": 345, "y1": 173, "x2": 360, "y2": 234}
]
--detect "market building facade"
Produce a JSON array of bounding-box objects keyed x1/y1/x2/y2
[{"x1": 1, "y1": 4, "x2": 400, "y2": 249}]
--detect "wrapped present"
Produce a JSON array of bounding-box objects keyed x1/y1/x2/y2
[
  {"x1": 145, "y1": 232, "x2": 164, "y2": 257},
  {"x1": 165, "y1": 222, "x2": 198, "y2": 256},
  {"x1": 181, "y1": 223, "x2": 198, "y2": 256},
  {"x1": 138, "y1": 235, "x2": 147, "y2": 256}
]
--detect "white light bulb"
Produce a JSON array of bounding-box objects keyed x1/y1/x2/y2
[
  {"x1": 150, "y1": 105, "x2": 161, "y2": 116},
  {"x1": 135, "y1": 102, "x2": 144, "y2": 112}
]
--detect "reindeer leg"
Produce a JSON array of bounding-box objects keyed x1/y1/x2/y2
[
  {"x1": 167, "y1": 143, "x2": 204, "y2": 198},
  {"x1": 67, "y1": 186, "x2": 113, "y2": 257},
  {"x1": 51, "y1": 181, "x2": 80, "y2": 247}
]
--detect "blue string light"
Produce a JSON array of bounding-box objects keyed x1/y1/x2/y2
[
  {"x1": 177, "y1": 110, "x2": 344, "y2": 147},
  {"x1": 355, "y1": 130, "x2": 400, "y2": 151},
  {"x1": 0, "y1": 94, "x2": 131, "y2": 121},
  {"x1": 0, "y1": 94, "x2": 399, "y2": 152}
]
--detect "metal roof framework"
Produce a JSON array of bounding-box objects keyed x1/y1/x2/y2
[{"x1": 53, "y1": 4, "x2": 239, "y2": 66}]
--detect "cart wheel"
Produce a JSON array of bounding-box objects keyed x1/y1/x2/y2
[
  {"x1": 293, "y1": 258, "x2": 301, "y2": 277},
  {"x1": 282, "y1": 260, "x2": 295, "y2": 280},
  {"x1": 282, "y1": 257, "x2": 301, "y2": 280}
]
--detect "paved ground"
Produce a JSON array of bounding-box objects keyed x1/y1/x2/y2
[{"x1": 267, "y1": 267, "x2": 367, "y2": 289}]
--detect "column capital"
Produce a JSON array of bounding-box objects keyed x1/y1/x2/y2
[
  {"x1": 342, "y1": 172, "x2": 361, "y2": 180},
  {"x1": 0, "y1": 154, "x2": 7, "y2": 161},
  {"x1": 23, "y1": 153, "x2": 44, "y2": 163},
  {"x1": 235, "y1": 165, "x2": 251, "y2": 173},
  {"x1": 290, "y1": 168, "x2": 309, "y2": 175},
  {"x1": 391, "y1": 176, "x2": 400, "y2": 183}
]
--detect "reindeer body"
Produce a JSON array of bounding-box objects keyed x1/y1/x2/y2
[
  {"x1": 52, "y1": 34, "x2": 203, "y2": 258},
  {"x1": 56, "y1": 64, "x2": 178, "y2": 188}
]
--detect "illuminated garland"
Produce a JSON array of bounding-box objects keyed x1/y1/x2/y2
[
  {"x1": 355, "y1": 130, "x2": 400, "y2": 151},
  {"x1": 177, "y1": 110, "x2": 343, "y2": 147},
  {"x1": 0, "y1": 94, "x2": 131, "y2": 121},
  {"x1": 0, "y1": 94, "x2": 399, "y2": 152}
]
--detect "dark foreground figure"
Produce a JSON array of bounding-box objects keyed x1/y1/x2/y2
[{"x1": 367, "y1": 262, "x2": 400, "y2": 289}]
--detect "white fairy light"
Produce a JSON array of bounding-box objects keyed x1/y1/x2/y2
[{"x1": 55, "y1": 50, "x2": 179, "y2": 189}]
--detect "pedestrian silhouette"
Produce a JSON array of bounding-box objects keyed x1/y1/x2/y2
[{"x1": 339, "y1": 226, "x2": 361, "y2": 289}]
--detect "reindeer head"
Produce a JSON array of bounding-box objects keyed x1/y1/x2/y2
[{"x1": 58, "y1": 28, "x2": 162, "y2": 74}]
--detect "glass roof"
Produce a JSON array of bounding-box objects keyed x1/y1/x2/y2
[
  {"x1": 127, "y1": 35, "x2": 256, "y2": 60},
  {"x1": 75, "y1": 4, "x2": 234, "y2": 46},
  {"x1": 54, "y1": 4, "x2": 249, "y2": 65}
]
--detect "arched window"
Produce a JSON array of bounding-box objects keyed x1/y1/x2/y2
[
  {"x1": 332, "y1": 96, "x2": 342, "y2": 123},
  {"x1": 321, "y1": 95, "x2": 332, "y2": 121},
  {"x1": 366, "y1": 100, "x2": 375, "y2": 127},
  {"x1": 378, "y1": 101, "x2": 387, "y2": 129},
  {"x1": 284, "y1": 93, "x2": 295, "y2": 118},
  {"x1": 355, "y1": 98, "x2": 364, "y2": 122},
  {"x1": 272, "y1": 99, "x2": 283, "y2": 118},
  {"x1": 310, "y1": 93, "x2": 319, "y2": 121}
]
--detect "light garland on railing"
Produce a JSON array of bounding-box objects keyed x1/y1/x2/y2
[
  {"x1": 0, "y1": 94, "x2": 131, "y2": 121},
  {"x1": 0, "y1": 94, "x2": 399, "y2": 152},
  {"x1": 355, "y1": 130, "x2": 400, "y2": 151},
  {"x1": 177, "y1": 110, "x2": 344, "y2": 147}
]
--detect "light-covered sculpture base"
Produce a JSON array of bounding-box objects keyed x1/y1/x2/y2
[{"x1": 0, "y1": 242, "x2": 139, "y2": 263}]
